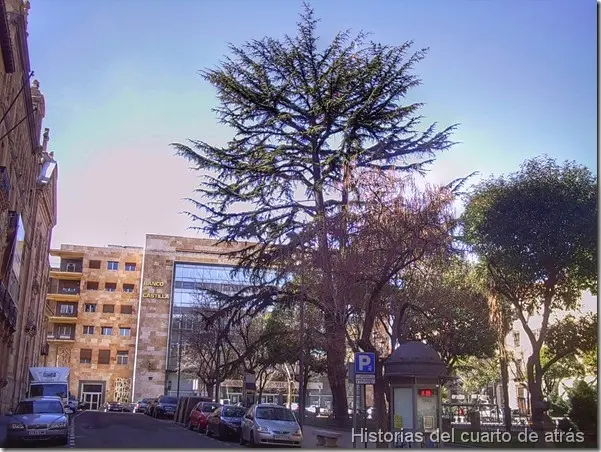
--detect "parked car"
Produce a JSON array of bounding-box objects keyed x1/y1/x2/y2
[
  {"x1": 5, "y1": 397, "x2": 69, "y2": 447},
  {"x1": 206, "y1": 405, "x2": 246, "y2": 439},
  {"x1": 145, "y1": 398, "x2": 158, "y2": 415},
  {"x1": 122, "y1": 403, "x2": 135, "y2": 413},
  {"x1": 240, "y1": 404, "x2": 303, "y2": 447},
  {"x1": 187, "y1": 401, "x2": 221, "y2": 432},
  {"x1": 103, "y1": 401, "x2": 123, "y2": 412},
  {"x1": 134, "y1": 398, "x2": 153, "y2": 414},
  {"x1": 152, "y1": 396, "x2": 178, "y2": 419}
]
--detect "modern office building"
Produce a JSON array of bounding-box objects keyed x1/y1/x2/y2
[
  {"x1": 44, "y1": 245, "x2": 143, "y2": 410},
  {"x1": 132, "y1": 234, "x2": 254, "y2": 401}
]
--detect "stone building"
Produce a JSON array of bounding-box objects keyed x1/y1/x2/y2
[
  {"x1": 44, "y1": 245, "x2": 143, "y2": 410},
  {"x1": 0, "y1": 0, "x2": 58, "y2": 413},
  {"x1": 132, "y1": 234, "x2": 259, "y2": 400}
]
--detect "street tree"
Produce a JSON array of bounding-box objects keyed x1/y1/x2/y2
[
  {"x1": 462, "y1": 156, "x2": 598, "y2": 435},
  {"x1": 454, "y1": 356, "x2": 500, "y2": 402},
  {"x1": 263, "y1": 303, "x2": 327, "y2": 396},
  {"x1": 404, "y1": 258, "x2": 497, "y2": 370},
  {"x1": 221, "y1": 315, "x2": 277, "y2": 397},
  {"x1": 172, "y1": 3, "x2": 457, "y2": 422},
  {"x1": 332, "y1": 170, "x2": 458, "y2": 433},
  {"x1": 540, "y1": 347, "x2": 584, "y2": 395}
]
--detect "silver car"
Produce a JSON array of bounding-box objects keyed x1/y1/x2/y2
[
  {"x1": 6, "y1": 397, "x2": 69, "y2": 446},
  {"x1": 240, "y1": 404, "x2": 303, "y2": 447}
]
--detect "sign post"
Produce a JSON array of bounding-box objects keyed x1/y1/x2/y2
[{"x1": 353, "y1": 352, "x2": 376, "y2": 448}]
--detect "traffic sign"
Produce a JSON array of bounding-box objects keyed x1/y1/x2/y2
[
  {"x1": 354, "y1": 352, "x2": 376, "y2": 374},
  {"x1": 355, "y1": 374, "x2": 375, "y2": 385}
]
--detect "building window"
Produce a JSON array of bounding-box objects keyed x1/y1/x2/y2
[
  {"x1": 125, "y1": 263, "x2": 136, "y2": 271},
  {"x1": 105, "y1": 282, "x2": 117, "y2": 292},
  {"x1": 107, "y1": 261, "x2": 119, "y2": 271},
  {"x1": 120, "y1": 305, "x2": 133, "y2": 314},
  {"x1": 119, "y1": 327, "x2": 131, "y2": 337},
  {"x1": 98, "y1": 350, "x2": 110, "y2": 365},
  {"x1": 513, "y1": 331, "x2": 520, "y2": 347},
  {"x1": 103, "y1": 304, "x2": 115, "y2": 313},
  {"x1": 84, "y1": 304, "x2": 96, "y2": 313},
  {"x1": 123, "y1": 283, "x2": 135, "y2": 293},
  {"x1": 89, "y1": 260, "x2": 101, "y2": 269},
  {"x1": 86, "y1": 281, "x2": 99, "y2": 291},
  {"x1": 56, "y1": 325, "x2": 74, "y2": 339},
  {"x1": 80, "y1": 349, "x2": 92, "y2": 364},
  {"x1": 59, "y1": 304, "x2": 75, "y2": 315},
  {"x1": 116, "y1": 351, "x2": 128, "y2": 365},
  {"x1": 83, "y1": 326, "x2": 94, "y2": 335},
  {"x1": 101, "y1": 327, "x2": 113, "y2": 336}
]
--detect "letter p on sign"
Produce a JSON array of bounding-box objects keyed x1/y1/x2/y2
[{"x1": 354, "y1": 352, "x2": 375, "y2": 374}]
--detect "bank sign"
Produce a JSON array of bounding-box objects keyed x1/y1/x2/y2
[{"x1": 142, "y1": 281, "x2": 170, "y2": 299}]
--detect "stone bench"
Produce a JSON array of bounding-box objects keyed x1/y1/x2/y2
[{"x1": 314, "y1": 429, "x2": 343, "y2": 448}]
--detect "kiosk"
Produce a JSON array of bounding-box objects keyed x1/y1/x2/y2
[{"x1": 384, "y1": 342, "x2": 453, "y2": 448}]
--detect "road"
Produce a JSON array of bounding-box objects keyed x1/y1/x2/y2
[{"x1": 72, "y1": 411, "x2": 240, "y2": 448}]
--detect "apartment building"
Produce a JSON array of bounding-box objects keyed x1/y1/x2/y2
[
  {"x1": 0, "y1": 0, "x2": 58, "y2": 413},
  {"x1": 44, "y1": 245, "x2": 142, "y2": 410},
  {"x1": 504, "y1": 294, "x2": 597, "y2": 415}
]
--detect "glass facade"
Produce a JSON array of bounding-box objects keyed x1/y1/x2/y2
[{"x1": 166, "y1": 263, "x2": 250, "y2": 374}]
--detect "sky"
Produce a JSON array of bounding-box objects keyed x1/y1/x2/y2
[{"x1": 27, "y1": 0, "x2": 596, "y2": 289}]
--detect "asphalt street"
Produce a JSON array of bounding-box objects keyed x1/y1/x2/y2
[{"x1": 72, "y1": 410, "x2": 240, "y2": 448}]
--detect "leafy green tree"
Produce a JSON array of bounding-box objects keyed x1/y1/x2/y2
[
  {"x1": 582, "y1": 345, "x2": 597, "y2": 377},
  {"x1": 263, "y1": 304, "x2": 327, "y2": 397},
  {"x1": 462, "y1": 156, "x2": 598, "y2": 436},
  {"x1": 172, "y1": 3, "x2": 456, "y2": 422},
  {"x1": 568, "y1": 379, "x2": 597, "y2": 435},
  {"x1": 405, "y1": 258, "x2": 497, "y2": 370},
  {"x1": 454, "y1": 356, "x2": 500, "y2": 400},
  {"x1": 540, "y1": 346, "x2": 584, "y2": 395}
]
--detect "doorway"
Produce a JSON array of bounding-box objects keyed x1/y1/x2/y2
[{"x1": 81, "y1": 383, "x2": 104, "y2": 410}]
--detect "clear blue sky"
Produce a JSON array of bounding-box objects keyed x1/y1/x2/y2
[{"x1": 26, "y1": 0, "x2": 596, "y2": 249}]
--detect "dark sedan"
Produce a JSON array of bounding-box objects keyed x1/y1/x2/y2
[
  {"x1": 103, "y1": 401, "x2": 123, "y2": 412},
  {"x1": 152, "y1": 396, "x2": 178, "y2": 419},
  {"x1": 206, "y1": 405, "x2": 247, "y2": 440}
]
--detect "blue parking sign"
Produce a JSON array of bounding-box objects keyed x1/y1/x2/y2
[{"x1": 354, "y1": 352, "x2": 375, "y2": 374}]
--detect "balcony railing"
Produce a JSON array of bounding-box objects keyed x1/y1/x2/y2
[
  {"x1": 0, "y1": 280, "x2": 17, "y2": 331},
  {"x1": 54, "y1": 263, "x2": 83, "y2": 273},
  {"x1": 54, "y1": 308, "x2": 78, "y2": 317},
  {"x1": 47, "y1": 331, "x2": 75, "y2": 340},
  {"x1": 48, "y1": 287, "x2": 80, "y2": 295}
]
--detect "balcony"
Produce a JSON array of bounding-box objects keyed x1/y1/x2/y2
[
  {"x1": 49, "y1": 261, "x2": 83, "y2": 280},
  {"x1": 0, "y1": 280, "x2": 17, "y2": 332},
  {"x1": 46, "y1": 331, "x2": 75, "y2": 342},
  {"x1": 46, "y1": 284, "x2": 80, "y2": 302},
  {"x1": 47, "y1": 305, "x2": 78, "y2": 324},
  {"x1": 0, "y1": 166, "x2": 9, "y2": 210}
]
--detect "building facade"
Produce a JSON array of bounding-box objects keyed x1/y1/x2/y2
[
  {"x1": 132, "y1": 234, "x2": 253, "y2": 400},
  {"x1": 0, "y1": 0, "x2": 58, "y2": 413},
  {"x1": 44, "y1": 245, "x2": 142, "y2": 410}
]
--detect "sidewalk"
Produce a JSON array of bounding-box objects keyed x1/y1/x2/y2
[
  {"x1": 0, "y1": 413, "x2": 10, "y2": 447},
  {"x1": 302, "y1": 424, "x2": 376, "y2": 448}
]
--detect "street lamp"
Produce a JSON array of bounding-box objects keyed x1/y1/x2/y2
[
  {"x1": 287, "y1": 230, "x2": 306, "y2": 428},
  {"x1": 176, "y1": 316, "x2": 183, "y2": 398}
]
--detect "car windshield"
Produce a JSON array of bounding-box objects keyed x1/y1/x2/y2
[
  {"x1": 29, "y1": 384, "x2": 67, "y2": 398},
  {"x1": 161, "y1": 397, "x2": 177, "y2": 404},
  {"x1": 15, "y1": 400, "x2": 64, "y2": 415},
  {"x1": 256, "y1": 407, "x2": 296, "y2": 421},
  {"x1": 223, "y1": 407, "x2": 246, "y2": 417},
  {"x1": 202, "y1": 404, "x2": 220, "y2": 413}
]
